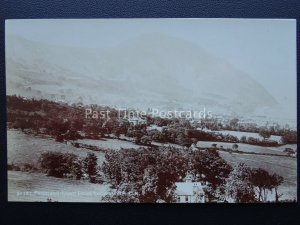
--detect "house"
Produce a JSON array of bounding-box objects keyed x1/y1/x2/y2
[
  {"x1": 189, "y1": 143, "x2": 198, "y2": 151},
  {"x1": 128, "y1": 117, "x2": 147, "y2": 126},
  {"x1": 175, "y1": 173, "x2": 205, "y2": 203},
  {"x1": 175, "y1": 181, "x2": 205, "y2": 203}
]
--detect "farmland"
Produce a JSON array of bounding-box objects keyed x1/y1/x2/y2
[
  {"x1": 7, "y1": 129, "x2": 106, "y2": 166},
  {"x1": 75, "y1": 137, "x2": 142, "y2": 150},
  {"x1": 197, "y1": 141, "x2": 296, "y2": 155},
  {"x1": 7, "y1": 129, "x2": 297, "y2": 202},
  {"x1": 196, "y1": 140, "x2": 297, "y2": 201},
  {"x1": 7, "y1": 130, "x2": 112, "y2": 202},
  {"x1": 219, "y1": 151, "x2": 297, "y2": 201},
  {"x1": 8, "y1": 170, "x2": 110, "y2": 202},
  {"x1": 205, "y1": 129, "x2": 282, "y2": 143}
]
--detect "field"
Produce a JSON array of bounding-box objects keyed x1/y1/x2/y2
[
  {"x1": 8, "y1": 171, "x2": 110, "y2": 202},
  {"x1": 7, "y1": 129, "x2": 106, "y2": 166},
  {"x1": 7, "y1": 129, "x2": 297, "y2": 202},
  {"x1": 219, "y1": 151, "x2": 297, "y2": 201},
  {"x1": 7, "y1": 129, "x2": 116, "y2": 202},
  {"x1": 199, "y1": 129, "x2": 282, "y2": 143},
  {"x1": 76, "y1": 138, "x2": 142, "y2": 150},
  {"x1": 197, "y1": 140, "x2": 297, "y2": 201},
  {"x1": 197, "y1": 141, "x2": 296, "y2": 155}
]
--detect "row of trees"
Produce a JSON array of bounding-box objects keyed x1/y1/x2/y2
[
  {"x1": 226, "y1": 163, "x2": 284, "y2": 203},
  {"x1": 203, "y1": 117, "x2": 294, "y2": 136},
  {"x1": 39, "y1": 152, "x2": 98, "y2": 183},
  {"x1": 20, "y1": 146, "x2": 285, "y2": 203},
  {"x1": 201, "y1": 117, "x2": 297, "y2": 144},
  {"x1": 34, "y1": 147, "x2": 232, "y2": 202},
  {"x1": 101, "y1": 147, "x2": 284, "y2": 203}
]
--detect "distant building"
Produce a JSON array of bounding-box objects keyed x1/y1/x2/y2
[
  {"x1": 128, "y1": 117, "x2": 147, "y2": 126},
  {"x1": 175, "y1": 172, "x2": 205, "y2": 203},
  {"x1": 189, "y1": 119, "x2": 200, "y2": 127},
  {"x1": 190, "y1": 143, "x2": 198, "y2": 151}
]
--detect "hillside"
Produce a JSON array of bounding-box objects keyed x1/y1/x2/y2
[{"x1": 6, "y1": 33, "x2": 278, "y2": 116}]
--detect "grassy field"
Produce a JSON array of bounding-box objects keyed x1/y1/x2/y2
[
  {"x1": 7, "y1": 129, "x2": 106, "y2": 166},
  {"x1": 197, "y1": 141, "x2": 296, "y2": 155},
  {"x1": 76, "y1": 138, "x2": 142, "y2": 150},
  {"x1": 219, "y1": 151, "x2": 297, "y2": 201},
  {"x1": 8, "y1": 171, "x2": 110, "y2": 202},
  {"x1": 197, "y1": 140, "x2": 297, "y2": 201},
  {"x1": 7, "y1": 130, "x2": 113, "y2": 202},
  {"x1": 199, "y1": 129, "x2": 282, "y2": 143}
]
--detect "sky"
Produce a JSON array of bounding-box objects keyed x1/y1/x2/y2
[{"x1": 6, "y1": 19, "x2": 297, "y2": 118}]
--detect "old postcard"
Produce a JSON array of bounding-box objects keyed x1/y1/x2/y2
[{"x1": 6, "y1": 19, "x2": 297, "y2": 203}]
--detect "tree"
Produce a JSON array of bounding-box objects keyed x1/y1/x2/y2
[
  {"x1": 229, "y1": 118, "x2": 239, "y2": 128},
  {"x1": 240, "y1": 136, "x2": 247, "y2": 143},
  {"x1": 102, "y1": 151, "x2": 123, "y2": 186},
  {"x1": 211, "y1": 143, "x2": 217, "y2": 148},
  {"x1": 232, "y1": 144, "x2": 239, "y2": 151},
  {"x1": 175, "y1": 132, "x2": 192, "y2": 147},
  {"x1": 247, "y1": 137, "x2": 259, "y2": 145},
  {"x1": 102, "y1": 147, "x2": 187, "y2": 203},
  {"x1": 281, "y1": 130, "x2": 297, "y2": 144},
  {"x1": 140, "y1": 167, "x2": 159, "y2": 202},
  {"x1": 269, "y1": 173, "x2": 284, "y2": 202},
  {"x1": 249, "y1": 168, "x2": 283, "y2": 202},
  {"x1": 191, "y1": 149, "x2": 232, "y2": 201},
  {"x1": 140, "y1": 135, "x2": 152, "y2": 145},
  {"x1": 226, "y1": 163, "x2": 256, "y2": 203},
  {"x1": 283, "y1": 148, "x2": 295, "y2": 156},
  {"x1": 70, "y1": 158, "x2": 83, "y2": 180},
  {"x1": 112, "y1": 126, "x2": 122, "y2": 138},
  {"x1": 249, "y1": 168, "x2": 270, "y2": 202},
  {"x1": 83, "y1": 153, "x2": 98, "y2": 183},
  {"x1": 259, "y1": 129, "x2": 271, "y2": 141},
  {"x1": 39, "y1": 152, "x2": 79, "y2": 178}
]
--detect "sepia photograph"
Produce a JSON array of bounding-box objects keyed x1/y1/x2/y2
[{"x1": 5, "y1": 19, "x2": 297, "y2": 203}]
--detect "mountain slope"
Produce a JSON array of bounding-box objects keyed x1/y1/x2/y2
[{"x1": 5, "y1": 34, "x2": 278, "y2": 116}]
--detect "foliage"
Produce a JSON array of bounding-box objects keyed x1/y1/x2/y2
[
  {"x1": 102, "y1": 147, "x2": 188, "y2": 203},
  {"x1": 191, "y1": 149, "x2": 232, "y2": 201},
  {"x1": 7, "y1": 95, "x2": 296, "y2": 148},
  {"x1": 39, "y1": 152, "x2": 80, "y2": 178},
  {"x1": 259, "y1": 129, "x2": 271, "y2": 140},
  {"x1": 250, "y1": 168, "x2": 284, "y2": 202},
  {"x1": 226, "y1": 163, "x2": 256, "y2": 203},
  {"x1": 83, "y1": 153, "x2": 98, "y2": 183},
  {"x1": 39, "y1": 151, "x2": 99, "y2": 181}
]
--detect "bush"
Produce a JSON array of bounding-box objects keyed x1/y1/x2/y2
[
  {"x1": 21, "y1": 163, "x2": 38, "y2": 172},
  {"x1": 83, "y1": 153, "x2": 98, "y2": 183},
  {"x1": 283, "y1": 148, "x2": 295, "y2": 155},
  {"x1": 281, "y1": 131, "x2": 297, "y2": 144},
  {"x1": 7, "y1": 163, "x2": 21, "y2": 171},
  {"x1": 39, "y1": 152, "x2": 82, "y2": 178}
]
